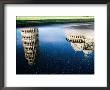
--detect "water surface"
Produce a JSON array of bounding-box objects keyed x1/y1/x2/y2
[{"x1": 16, "y1": 23, "x2": 94, "y2": 74}]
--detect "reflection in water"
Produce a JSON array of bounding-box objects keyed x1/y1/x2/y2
[
  {"x1": 21, "y1": 28, "x2": 39, "y2": 65},
  {"x1": 65, "y1": 29, "x2": 94, "y2": 55},
  {"x1": 71, "y1": 43, "x2": 84, "y2": 51},
  {"x1": 16, "y1": 23, "x2": 94, "y2": 74}
]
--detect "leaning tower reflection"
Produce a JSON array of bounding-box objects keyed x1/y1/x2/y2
[{"x1": 21, "y1": 28, "x2": 39, "y2": 65}]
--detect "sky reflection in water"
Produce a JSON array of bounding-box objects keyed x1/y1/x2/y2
[{"x1": 16, "y1": 23, "x2": 94, "y2": 74}]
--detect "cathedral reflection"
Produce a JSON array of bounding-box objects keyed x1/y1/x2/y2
[{"x1": 21, "y1": 28, "x2": 39, "y2": 65}]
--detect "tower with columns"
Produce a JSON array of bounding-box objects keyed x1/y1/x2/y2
[{"x1": 21, "y1": 27, "x2": 39, "y2": 65}]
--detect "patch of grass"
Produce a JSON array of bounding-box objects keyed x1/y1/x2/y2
[
  {"x1": 16, "y1": 16, "x2": 94, "y2": 20},
  {"x1": 16, "y1": 17, "x2": 94, "y2": 27}
]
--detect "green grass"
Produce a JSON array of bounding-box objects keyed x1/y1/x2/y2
[
  {"x1": 16, "y1": 16, "x2": 94, "y2": 20},
  {"x1": 16, "y1": 16, "x2": 94, "y2": 27}
]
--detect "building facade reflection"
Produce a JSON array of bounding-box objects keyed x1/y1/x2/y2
[
  {"x1": 65, "y1": 29, "x2": 94, "y2": 55},
  {"x1": 21, "y1": 28, "x2": 39, "y2": 65}
]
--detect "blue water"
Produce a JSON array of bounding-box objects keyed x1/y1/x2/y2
[{"x1": 16, "y1": 23, "x2": 94, "y2": 74}]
